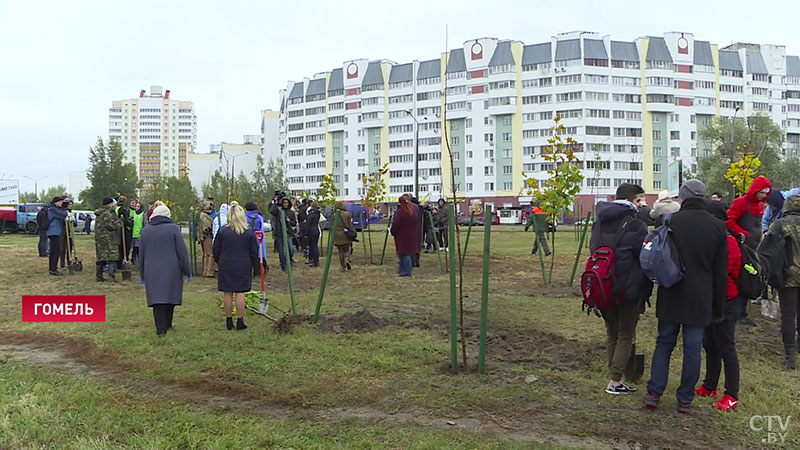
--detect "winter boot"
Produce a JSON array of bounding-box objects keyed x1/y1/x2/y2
[
  {"x1": 236, "y1": 318, "x2": 248, "y2": 330},
  {"x1": 96, "y1": 263, "x2": 105, "y2": 282},
  {"x1": 785, "y1": 348, "x2": 796, "y2": 370},
  {"x1": 226, "y1": 317, "x2": 234, "y2": 331}
]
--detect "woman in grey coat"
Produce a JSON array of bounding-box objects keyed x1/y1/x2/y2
[{"x1": 139, "y1": 204, "x2": 191, "y2": 337}]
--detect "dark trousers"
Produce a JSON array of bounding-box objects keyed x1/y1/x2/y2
[
  {"x1": 601, "y1": 302, "x2": 640, "y2": 382},
  {"x1": 437, "y1": 229, "x2": 449, "y2": 249},
  {"x1": 38, "y1": 232, "x2": 48, "y2": 256},
  {"x1": 59, "y1": 233, "x2": 67, "y2": 268},
  {"x1": 48, "y1": 236, "x2": 61, "y2": 272},
  {"x1": 647, "y1": 320, "x2": 705, "y2": 405},
  {"x1": 532, "y1": 232, "x2": 550, "y2": 255},
  {"x1": 739, "y1": 296, "x2": 751, "y2": 320},
  {"x1": 152, "y1": 304, "x2": 175, "y2": 335},
  {"x1": 780, "y1": 288, "x2": 800, "y2": 353},
  {"x1": 702, "y1": 298, "x2": 741, "y2": 399},
  {"x1": 308, "y1": 232, "x2": 320, "y2": 266},
  {"x1": 276, "y1": 237, "x2": 294, "y2": 271}
]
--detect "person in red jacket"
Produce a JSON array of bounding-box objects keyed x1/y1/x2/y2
[
  {"x1": 697, "y1": 201, "x2": 743, "y2": 411},
  {"x1": 391, "y1": 194, "x2": 420, "y2": 277},
  {"x1": 726, "y1": 175, "x2": 771, "y2": 327}
]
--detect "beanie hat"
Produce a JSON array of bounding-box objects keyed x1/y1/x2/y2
[
  {"x1": 102, "y1": 197, "x2": 114, "y2": 205},
  {"x1": 245, "y1": 202, "x2": 258, "y2": 211},
  {"x1": 657, "y1": 190, "x2": 671, "y2": 202},
  {"x1": 52, "y1": 196, "x2": 63, "y2": 204},
  {"x1": 151, "y1": 204, "x2": 171, "y2": 218},
  {"x1": 704, "y1": 199, "x2": 728, "y2": 221},
  {"x1": 766, "y1": 189, "x2": 785, "y2": 210},
  {"x1": 679, "y1": 179, "x2": 706, "y2": 200}
]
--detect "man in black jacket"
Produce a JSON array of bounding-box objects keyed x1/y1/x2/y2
[
  {"x1": 269, "y1": 196, "x2": 297, "y2": 272},
  {"x1": 590, "y1": 183, "x2": 652, "y2": 395},
  {"x1": 36, "y1": 206, "x2": 49, "y2": 257},
  {"x1": 643, "y1": 179, "x2": 728, "y2": 414}
]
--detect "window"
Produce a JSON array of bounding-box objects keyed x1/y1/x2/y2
[
  {"x1": 488, "y1": 63, "x2": 514, "y2": 74},
  {"x1": 586, "y1": 160, "x2": 610, "y2": 170},
  {"x1": 584, "y1": 74, "x2": 608, "y2": 84},
  {"x1": 612, "y1": 76, "x2": 640, "y2": 86},
  {"x1": 556, "y1": 91, "x2": 582, "y2": 102},
  {"x1": 557, "y1": 109, "x2": 582, "y2": 119},
  {"x1": 696, "y1": 80, "x2": 715, "y2": 90},
  {"x1": 484, "y1": 166, "x2": 494, "y2": 175},
  {"x1": 502, "y1": 132, "x2": 512, "y2": 142},
  {"x1": 466, "y1": 167, "x2": 473, "y2": 176},
  {"x1": 451, "y1": 135, "x2": 460, "y2": 146},
  {"x1": 503, "y1": 165, "x2": 512, "y2": 174},
  {"x1": 484, "y1": 149, "x2": 494, "y2": 158},
  {"x1": 587, "y1": 109, "x2": 609, "y2": 118},
  {"x1": 556, "y1": 74, "x2": 581, "y2": 85},
  {"x1": 485, "y1": 182, "x2": 495, "y2": 191},
  {"x1": 671, "y1": 147, "x2": 680, "y2": 157},
  {"x1": 670, "y1": 131, "x2": 680, "y2": 140},
  {"x1": 653, "y1": 146, "x2": 662, "y2": 157},
  {"x1": 653, "y1": 180, "x2": 662, "y2": 189},
  {"x1": 652, "y1": 130, "x2": 662, "y2": 140},
  {"x1": 653, "y1": 163, "x2": 662, "y2": 173},
  {"x1": 586, "y1": 126, "x2": 610, "y2": 136},
  {"x1": 647, "y1": 60, "x2": 672, "y2": 70},
  {"x1": 488, "y1": 80, "x2": 516, "y2": 90},
  {"x1": 585, "y1": 92, "x2": 609, "y2": 102},
  {"x1": 721, "y1": 69, "x2": 743, "y2": 78}
]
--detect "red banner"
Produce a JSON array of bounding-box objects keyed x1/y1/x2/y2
[{"x1": 22, "y1": 295, "x2": 106, "y2": 322}]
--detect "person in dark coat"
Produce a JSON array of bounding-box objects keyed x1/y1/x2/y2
[
  {"x1": 410, "y1": 197, "x2": 422, "y2": 267},
  {"x1": 589, "y1": 183, "x2": 652, "y2": 395},
  {"x1": 36, "y1": 206, "x2": 49, "y2": 257},
  {"x1": 333, "y1": 201, "x2": 354, "y2": 272},
  {"x1": 269, "y1": 197, "x2": 297, "y2": 272},
  {"x1": 644, "y1": 179, "x2": 728, "y2": 414},
  {"x1": 391, "y1": 194, "x2": 420, "y2": 277},
  {"x1": 213, "y1": 201, "x2": 259, "y2": 330},
  {"x1": 436, "y1": 198, "x2": 450, "y2": 251},
  {"x1": 139, "y1": 204, "x2": 191, "y2": 337},
  {"x1": 306, "y1": 201, "x2": 321, "y2": 267}
]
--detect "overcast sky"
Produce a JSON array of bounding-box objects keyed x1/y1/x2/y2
[{"x1": 1, "y1": 0, "x2": 797, "y2": 195}]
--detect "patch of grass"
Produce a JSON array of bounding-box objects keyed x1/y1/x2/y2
[{"x1": 1, "y1": 228, "x2": 798, "y2": 448}]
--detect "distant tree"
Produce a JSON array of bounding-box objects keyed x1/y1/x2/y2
[
  {"x1": 148, "y1": 176, "x2": 199, "y2": 223},
  {"x1": 316, "y1": 173, "x2": 338, "y2": 210},
  {"x1": 201, "y1": 169, "x2": 232, "y2": 205},
  {"x1": 81, "y1": 138, "x2": 141, "y2": 208},
  {"x1": 250, "y1": 155, "x2": 288, "y2": 208},
  {"x1": 41, "y1": 185, "x2": 72, "y2": 203},
  {"x1": 697, "y1": 114, "x2": 784, "y2": 197},
  {"x1": 18, "y1": 191, "x2": 38, "y2": 203}
]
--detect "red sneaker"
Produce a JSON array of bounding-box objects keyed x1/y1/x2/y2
[
  {"x1": 715, "y1": 394, "x2": 738, "y2": 411},
  {"x1": 695, "y1": 385, "x2": 718, "y2": 398}
]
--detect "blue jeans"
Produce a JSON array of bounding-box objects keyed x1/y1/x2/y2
[
  {"x1": 398, "y1": 254, "x2": 413, "y2": 276},
  {"x1": 276, "y1": 237, "x2": 294, "y2": 271},
  {"x1": 647, "y1": 320, "x2": 705, "y2": 405}
]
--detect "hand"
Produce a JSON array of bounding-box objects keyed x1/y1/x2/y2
[{"x1": 738, "y1": 232, "x2": 746, "y2": 244}]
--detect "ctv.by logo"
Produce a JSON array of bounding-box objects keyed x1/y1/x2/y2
[{"x1": 750, "y1": 415, "x2": 791, "y2": 445}]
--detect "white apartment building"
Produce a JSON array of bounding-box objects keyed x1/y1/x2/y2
[
  {"x1": 277, "y1": 31, "x2": 800, "y2": 212},
  {"x1": 108, "y1": 86, "x2": 197, "y2": 191}
]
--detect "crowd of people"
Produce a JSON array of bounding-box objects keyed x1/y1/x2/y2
[{"x1": 587, "y1": 178, "x2": 800, "y2": 415}]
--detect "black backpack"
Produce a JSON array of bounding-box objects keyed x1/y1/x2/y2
[
  {"x1": 737, "y1": 237, "x2": 768, "y2": 299},
  {"x1": 758, "y1": 221, "x2": 792, "y2": 290},
  {"x1": 37, "y1": 208, "x2": 50, "y2": 232}
]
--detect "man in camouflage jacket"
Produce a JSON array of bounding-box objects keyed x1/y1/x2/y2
[
  {"x1": 198, "y1": 200, "x2": 217, "y2": 277},
  {"x1": 94, "y1": 197, "x2": 122, "y2": 282}
]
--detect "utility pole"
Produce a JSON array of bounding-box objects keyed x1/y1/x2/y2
[{"x1": 406, "y1": 110, "x2": 420, "y2": 200}]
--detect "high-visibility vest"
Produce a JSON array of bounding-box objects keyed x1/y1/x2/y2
[{"x1": 132, "y1": 210, "x2": 145, "y2": 238}]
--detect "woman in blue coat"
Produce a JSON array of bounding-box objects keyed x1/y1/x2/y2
[
  {"x1": 139, "y1": 204, "x2": 191, "y2": 337},
  {"x1": 213, "y1": 201, "x2": 259, "y2": 330}
]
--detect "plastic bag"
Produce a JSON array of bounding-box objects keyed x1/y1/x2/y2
[{"x1": 760, "y1": 290, "x2": 780, "y2": 321}]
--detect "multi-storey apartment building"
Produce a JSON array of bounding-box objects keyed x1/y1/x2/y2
[
  {"x1": 277, "y1": 31, "x2": 800, "y2": 212},
  {"x1": 108, "y1": 86, "x2": 197, "y2": 191}
]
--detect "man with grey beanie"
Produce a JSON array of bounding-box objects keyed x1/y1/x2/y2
[{"x1": 643, "y1": 179, "x2": 728, "y2": 414}]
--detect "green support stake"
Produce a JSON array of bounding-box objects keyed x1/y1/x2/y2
[
  {"x1": 360, "y1": 213, "x2": 368, "y2": 265},
  {"x1": 531, "y1": 212, "x2": 548, "y2": 285},
  {"x1": 379, "y1": 214, "x2": 391, "y2": 265},
  {"x1": 448, "y1": 204, "x2": 458, "y2": 374},
  {"x1": 314, "y1": 212, "x2": 339, "y2": 323},
  {"x1": 428, "y1": 212, "x2": 445, "y2": 273},
  {"x1": 460, "y1": 210, "x2": 475, "y2": 268},
  {"x1": 279, "y1": 209, "x2": 297, "y2": 315},
  {"x1": 478, "y1": 205, "x2": 492, "y2": 375},
  {"x1": 568, "y1": 211, "x2": 593, "y2": 286}
]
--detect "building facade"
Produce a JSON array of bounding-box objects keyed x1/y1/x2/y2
[
  {"x1": 108, "y1": 86, "x2": 197, "y2": 191},
  {"x1": 277, "y1": 31, "x2": 800, "y2": 212},
  {"x1": 187, "y1": 140, "x2": 262, "y2": 197}
]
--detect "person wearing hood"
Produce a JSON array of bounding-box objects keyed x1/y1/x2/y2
[
  {"x1": 244, "y1": 202, "x2": 264, "y2": 234},
  {"x1": 435, "y1": 198, "x2": 449, "y2": 252},
  {"x1": 306, "y1": 201, "x2": 322, "y2": 267},
  {"x1": 763, "y1": 195, "x2": 800, "y2": 369},
  {"x1": 763, "y1": 187, "x2": 800, "y2": 233},
  {"x1": 46, "y1": 196, "x2": 69, "y2": 275},
  {"x1": 391, "y1": 194, "x2": 420, "y2": 277},
  {"x1": 695, "y1": 200, "x2": 744, "y2": 411},
  {"x1": 94, "y1": 197, "x2": 122, "y2": 282},
  {"x1": 269, "y1": 196, "x2": 297, "y2": 272},
  {"x1": 650, "y1": 190, "x2": 680, "y2": 226},
  {"x1": 139, "y1": 204, "x2": 191, "y2": 337},
  {"x1": 212, "y1": 203, "x2": 229, "y2": 241},
  {"x1": 644, "y1": 180, "x2": 728, "y2": 414},
  {"x1": 727, "y1": 175, "x2": 772, "y2": 327},
  {"x1": 589, "y1": 183, "x2": 652, "y2": 395},
  {"x1": 198, "y1": 200, "x2": 217, "y2": 277},
  {"x1": 115, "y1": 196, "x2": 133, "y2": 268}
]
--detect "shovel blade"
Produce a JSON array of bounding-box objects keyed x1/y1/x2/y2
[
  {"x1": 122, "y1": 270, "x2": 132, "y2": 281},
  {"x1": 258, "y1": 299, "x2": 269, "y2": 315},
  {"x1": 76, "y1": 261, "x2": 83, "y2": 272}
]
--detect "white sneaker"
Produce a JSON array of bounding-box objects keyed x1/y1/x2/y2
[{"x1": 605, "y1": 381, "x2": 636, "y2": 395}]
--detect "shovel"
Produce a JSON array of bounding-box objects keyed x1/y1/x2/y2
[
  {"x1": 625, "y1": 343, "x2": 645, "y2": 383},
  {"x1": 120, "y1": 226, "x2": 132, "y2": 281},
  {"x1": 67, "y1": 220, "x2": 82, "y2": 272}
]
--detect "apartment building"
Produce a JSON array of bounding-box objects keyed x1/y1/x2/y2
[
  {"x1": 277, "y1": 31, "x2": 800, "y2": 211},
  {"x1": 108, "y1": 86, "x2": 197, "y2": 191}
]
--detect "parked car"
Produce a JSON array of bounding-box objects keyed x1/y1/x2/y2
[
  {"x1": 457, "y1": 215, "x2": 485, "y2": 226},
  {"x1": 73, "y1": 210, "x2": 96, "y2": 233},
  {"x1": 0, "y1": 203, "x2": 44, "y2": 233}
]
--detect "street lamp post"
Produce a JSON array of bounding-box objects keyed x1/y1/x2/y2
[
  {"x1": 23, "y1": 175, "x2": 47, "y2": 202},
  {"x1": 730, "y1": 106, "x2": 740, "y2": 195},
  {"x1": 405, "y1": 110, "x2": 421, "y2": 200},
  {"x1": 219, "y1": 151, "x2": 250, "y2": 202}
]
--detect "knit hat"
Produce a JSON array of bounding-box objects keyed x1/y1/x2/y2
[
  {"x1": 245, "y1": 202, "x2": 258, "y2": 211},
  {"x1": 766, "y1": 189, "x2": 785, "y2": 210},
  {"x1": 52, "y1": 196, "x2": 63, "y2": 204},
  {"x1": 679, "y1": 179, "x2": 706, "y2": 200},
  {"x1": 102, "y1": 197, "x2": 114, "y2": 205},
  {"x1": 151, "y1": 204, "x2": 171, "y2": 218},
  {"x1": 657, "y1": 190, "x2": 671, "y2": 202},
  {"x1": 704, "y1": 199, "x2": 728, "y2": 221}
]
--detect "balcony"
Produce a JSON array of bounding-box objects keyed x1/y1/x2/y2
[{"x1": 486, "y1": 97, "x2": 517, "y2": 116}]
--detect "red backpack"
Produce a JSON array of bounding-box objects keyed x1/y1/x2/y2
[{"x1": 581, "y1": 218, "x2": 631, "y2": 310}]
